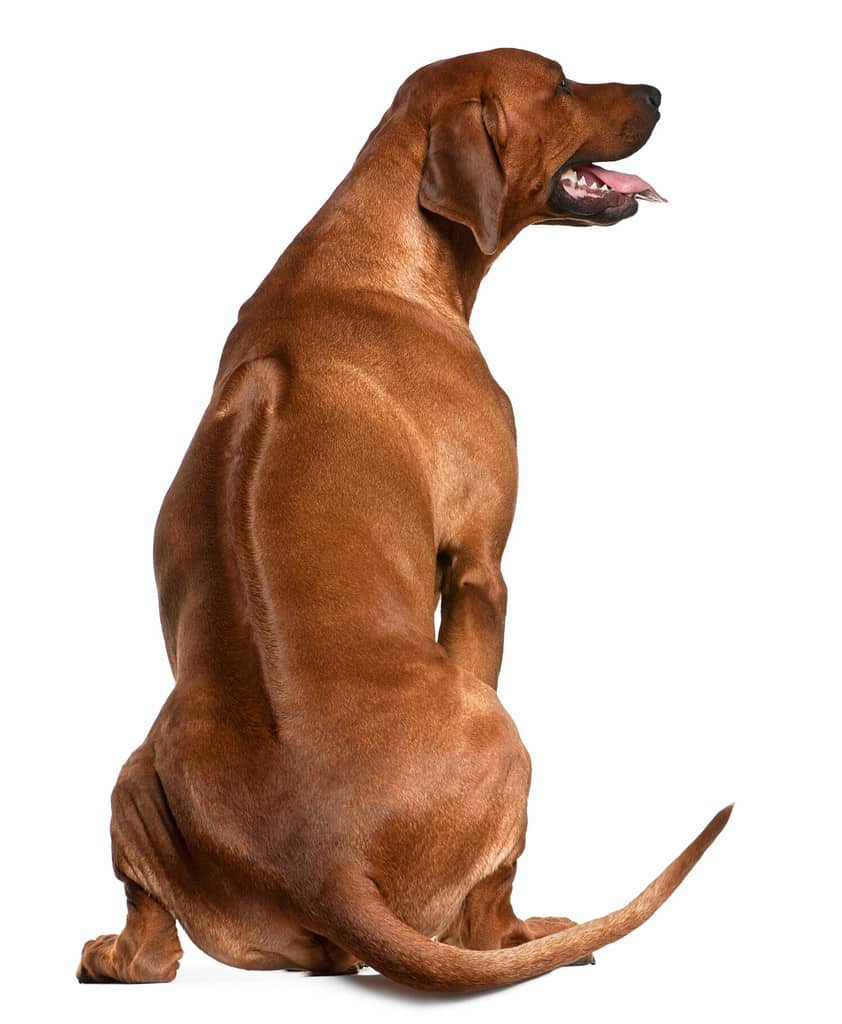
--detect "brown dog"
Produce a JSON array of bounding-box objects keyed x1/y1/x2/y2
[{"x1": 78, "y1": 48, "x2": 730, "y2": 992}]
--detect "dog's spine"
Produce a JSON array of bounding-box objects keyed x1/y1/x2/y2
[{"x1": 320, "y1": 804, "x2": 732, "y2": 992}]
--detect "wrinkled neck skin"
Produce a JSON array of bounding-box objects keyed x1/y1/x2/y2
[{"x1": 240, "y1": 109, "x2": 518, "y2": 331}]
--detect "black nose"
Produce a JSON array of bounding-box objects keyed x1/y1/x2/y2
[{"x1": 639, "y1": 85, "x2": 661, "y2": 109}]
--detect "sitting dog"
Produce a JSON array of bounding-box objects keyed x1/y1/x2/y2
[{"x1": 78, "y1": 47, "x2": 730, "y2": 992}]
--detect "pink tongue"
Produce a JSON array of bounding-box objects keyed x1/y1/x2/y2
[{"x1": 582, "y1": 163, "x2": 667, "y2": 202}]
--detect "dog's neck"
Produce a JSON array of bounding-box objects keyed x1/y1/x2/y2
[{"x1": 243, "y1": 112, "x2": 502, "y2": 327}]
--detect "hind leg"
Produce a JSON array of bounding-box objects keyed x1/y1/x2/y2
[
  {"x1": 440, "y1": 860, "x2": 593, "y2": 963},
  {"x1": 78, "y1": 880, "x2": 183, "y2": 983}
]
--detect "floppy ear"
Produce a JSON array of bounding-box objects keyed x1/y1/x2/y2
[{"x1": 419, "y1": 94, "x2": 508, "y2": 256}]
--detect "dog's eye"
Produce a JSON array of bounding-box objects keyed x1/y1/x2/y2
[{"x1": 555, "y1": 77, "x2": 571, "y2": 96}]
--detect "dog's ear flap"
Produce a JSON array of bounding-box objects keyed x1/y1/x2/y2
[{"x1": 419, "y1": 94, "x2": 507, "y2": 256}]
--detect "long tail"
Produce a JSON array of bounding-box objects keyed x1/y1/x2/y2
[{"x1": 321, "y1": 804, "x2": 732, "y2": 993}]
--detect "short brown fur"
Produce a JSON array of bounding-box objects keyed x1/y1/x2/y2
[{"x1": 78, "y1": 48, "x2": 730, "y2": 992}]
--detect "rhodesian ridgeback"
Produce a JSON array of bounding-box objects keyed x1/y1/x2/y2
[{"x1": 78, "y1": 48, "x2": 730, "y2": 992}]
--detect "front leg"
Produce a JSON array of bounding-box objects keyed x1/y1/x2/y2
[
  {"x1": 439, "y1": 857, "x2": 592, "y2": 963},
  {"x1": 437, "y1": 548, "x2": 507, "y2": 689}
]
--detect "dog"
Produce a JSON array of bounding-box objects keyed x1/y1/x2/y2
[{"x1": 78, "y1": 48, "x2": 730, "y2": 992}]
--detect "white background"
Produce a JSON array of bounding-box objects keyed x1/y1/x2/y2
[{"x1": 2, "y1": 1, "x2": 839, "y2": 1021}]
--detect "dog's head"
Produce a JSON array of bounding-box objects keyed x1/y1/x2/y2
[{"x1": 404, "y1": 49, "x2": 664, "y2": 255}]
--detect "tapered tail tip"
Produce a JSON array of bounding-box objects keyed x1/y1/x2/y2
[{"x1": 708, "y1": 803, "x2": 734, "y2": 839}]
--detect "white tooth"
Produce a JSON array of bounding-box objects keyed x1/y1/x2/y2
[
  {"x1": 600, "y1": 183, "x2": 609, "y2": 191},
  {"x1": 577, "y1": 175, "x2": 588, "y2": 187}
]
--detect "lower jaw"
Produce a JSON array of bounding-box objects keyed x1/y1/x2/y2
[{"x1": 545, "y1": 187, "x2": 639, "y2": 224}]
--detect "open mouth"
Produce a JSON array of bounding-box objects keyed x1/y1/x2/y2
[
  {"x1": 559, "y1": 163, "x2": 666, "y2": 204},
  {"x1": 545, "y1": 161, "x2": 666, "y2": 226}
]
